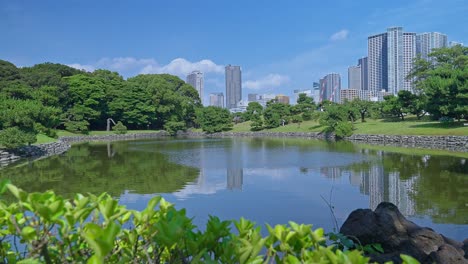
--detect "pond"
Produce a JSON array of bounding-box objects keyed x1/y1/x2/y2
[{"x1": 1, "y1": 137, "x2": 467, "y2": 240}]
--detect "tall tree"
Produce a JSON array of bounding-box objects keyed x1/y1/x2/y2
[{"x1": 410, "y1": 45, "x2": 468, "y2": 120}]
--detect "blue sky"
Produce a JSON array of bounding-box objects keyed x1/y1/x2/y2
[{"x1": 1, "y1": 0, "x2": 467, "y2": 104}]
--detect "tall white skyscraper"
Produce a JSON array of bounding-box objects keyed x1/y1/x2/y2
[
  {"x1": 186, "y1": 71, "x2": 204, "y2": 102},
  {"x1": 368, "y1": 27, "x2": 416, "y2": 96},
  {"x1": 416, "y1": 32, "x2": 448, "y2": 61},
  {"x1": 368, "y1": 33, "x2": 388, "y2": 95},
  {"x1": 225, "y1": 65, "x2": 242, "y2": 109},
  {"x1": 348, "y1": 65, "x2": 361, "y2": 90}
]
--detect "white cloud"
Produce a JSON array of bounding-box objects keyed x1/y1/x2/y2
[
  {"x1": 243, "y1": 74, "x2": 290, "y2": 90},
  {"x1": 67, "y1": 63, "x2": 95, "y2": 72},
  {"x1": 68, "y1": 57, "x2": 224, "y2": 78},
  {"x1": 141, "y1": 58, "x2": 224, "y2": 76},
  {"x1": 96, "y1": 57, "x2": 158, "y2": 71},
  {"x1": 330, "y1": 29, "x2": 349, "y2": 41}
]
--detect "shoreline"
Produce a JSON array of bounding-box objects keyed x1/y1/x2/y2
[{"x1": 1, "y1": 131, "x2": 467, "y2": 167}]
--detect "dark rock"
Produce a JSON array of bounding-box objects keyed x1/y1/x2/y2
[
  {"x1": 463, "y1": 238, "x2": 468, "y2": 259},
  {"x1": 340, "y1": 202, "x2": 467, "y2": 263},
  {"x1": 428, "y1": 244, "x2": 468, "y2": 264}
]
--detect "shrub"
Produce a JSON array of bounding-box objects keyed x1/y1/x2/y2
[
  {"x1": 302, "y1": 111, "x2": 312, "y2": 121},
  {"x1": 0, "y1": 127, "x2": 36, "y2": 149},
  {"x1": 164, "y1": 120, "x2": 186, "y2": 136},
  {"x1": 196, "y1": 106, "x2": 233, "y2": 133},
  {"x1": 0, "y1": 182, "x2": 420, "y2": 264},
  {"x1": 250, "y1": 114, "x2": 263, "y2": 131},
  {"x1": 334, "y1": 121, "x2": 353, "y2": 138},
  {"x1": 112, "y1": 121, "x2": 128, "y2": 134}
]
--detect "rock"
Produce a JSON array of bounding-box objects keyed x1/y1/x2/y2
[{"x1": 340, "y1": 202, "x2": 468, "y2": 263}]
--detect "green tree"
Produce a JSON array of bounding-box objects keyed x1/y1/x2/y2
[
  {"x1": 112, "y1": 121, "x2": 127, "y2": 134},
  {"x1": 196, "y1": 106, "x2": 233, "y2": 133},
  {"x1": 382, "y1": 95, "x2": 405, "y2": 120},
  {"x1": 410, "y1": 45, "x2": 468, "y2": 120},
  {"x1": 243, "y1": 102, "x2": 263, "y2": 121},
  {"x1": 250, "y1": 112, "x2": 264, "y2": 131},
  {"x1": 263, "y1": 101, "x2": 291, "y2": 128},
  {"x1": 350, "y1": 99, "x2": 372, "y2": 122}
]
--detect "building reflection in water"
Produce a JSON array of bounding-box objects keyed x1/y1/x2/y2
[
  {"x1": 226, "y1": 139, "x2": 243, "y2": 190},
  {"x1": 321, "y1": 163, "x2": 418, "y2": 216}
]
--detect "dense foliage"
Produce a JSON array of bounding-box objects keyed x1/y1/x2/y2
[
  {"x1": 410, "y1": 45, "x2": 468, "y2": 120},
  {"x1": 0, "y1": 61, "x2": 201, "y2": 148},
  {"x1": 0, "y1": 182, "x2": 419, "y2": 264},
  {"x1": 196, "y1": 106, "x2": 233, "y2": 133}
]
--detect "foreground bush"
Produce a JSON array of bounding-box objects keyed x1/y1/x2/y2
[{"x1": 0, "y1": 181, "x2": 419, "y2": 263}]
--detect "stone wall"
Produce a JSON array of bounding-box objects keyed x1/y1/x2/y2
[
  {"x1": 59, "y1": 131, "x2": 170, "y2": 143},
  {"x1": 345, "y1": 134, "x2": 468, "y2": 152},
  {"x1": 0, "y1": 141, "x2": 70, "y2": 168}
]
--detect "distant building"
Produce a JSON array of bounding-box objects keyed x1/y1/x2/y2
[
  {"x1": 449, "y1": 41, "x2": 464, "y2": 47},
  {"x1": 275, "y1": 94, "x2": 290, "y2": 104},
  {"x1": 359, "y1": 90, "x2": 372, "y2": 101},
  {"x1": 248, "y1": 93, "x2": 258, "y2": 102},
  {"x1": 416, "y1": 32, "x2": 447, "y2": 61},
  {"x1": 186, "y1": 70, "x2": 204, "y2": 102},
  {"x1": 348, "y1": 65, "x2": 361, "y2": 90},
  {"x1": 340, "y1": 89, "x2": 359, "y2": 103},
  {"x1": 368, "y1": 27, "x2": 416, "y2": 96},
  {"x1": 368, "y1": 32, "x2": 388, "y2": 95},
  {"x1": 229, "y1": 100, "x2": 249, "y2": 113},
  {"x1": 258, "y1": 94, "x2": 276, "y2": 107},
  {"x1": 387, "y1": 27, "x2": 416, "y2": 94},
  {"x1": 225, "y1": 65, "x2": 242, "y2": 109},
  {"x1": 319, "y1": 73, "x2": 341, "y2": 103},
  {"x1": 358, "y1": 57, "x2": 368, "y2": 91},
  {"x1": 312, "y1": 82, "x2": 320, "y2": 104},
  {"x1": 209, "y1": 93, "x2": 224, "y2": 108}
]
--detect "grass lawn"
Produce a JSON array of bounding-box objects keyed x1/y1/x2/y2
[{"x1": 231, "y1": 117, "x2": 468, "y2": 136}]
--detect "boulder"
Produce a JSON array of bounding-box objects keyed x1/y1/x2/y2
[{"x1": 340, "y1": 202, "x2": 468, "y2": 264}]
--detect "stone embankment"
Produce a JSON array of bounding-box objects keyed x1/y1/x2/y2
[
  {"x1": 0, "y1": 141, "x2": 70, "y2": 168},
  {"x1": 341, "y1": 202, "x2": 468, "y2": 264},
  {"x1": 0, "y1": 131, "x2": 171, "y2": 168},
  {"x1": 345, "y1": 134, "x2": 468, "y2": 152}
]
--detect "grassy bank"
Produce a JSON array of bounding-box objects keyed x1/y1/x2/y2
[{"x1": 232, "y1": 118, "x2": 468, "y2": 136}]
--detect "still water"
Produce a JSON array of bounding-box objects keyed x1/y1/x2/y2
[{"x1": 1, "y1": 138, "x2": 467, "y2": 240}]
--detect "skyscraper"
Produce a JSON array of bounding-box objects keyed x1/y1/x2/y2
[
  {"x1": 348, "y1": 65, "x2": 361, "y2": 90},
  {"x1": 368, "y1": 32, "x2": 388, "y2": 94},
  {"x1": 358, "y1": 57, "x2": 368, "y2": 91},
  {"x1": 209, "y1": 93, "x2": 224, "y2": 108},
  {"x1": 225, "y1": 65, "x2": 242, "y2": 109},
  {"x1": 368, "y1": 27, "x2": 416, "y2": 96},
  {"x1": 320, "y1": 73, "x2": 341, "y2": 103},
  {"x1": 416, "y1": 32, "x2": 448, "y2": 61},
  {"x1": 186, "y1": 70, "x2": 204, "y2": 102}
]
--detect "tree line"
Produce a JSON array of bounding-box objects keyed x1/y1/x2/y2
[
  {"x1": 0, "y1": 61, "x2": 202, "y2": 148},
  {"x1": 0, "y1": 46, "x2": 466, "y2": 148}
]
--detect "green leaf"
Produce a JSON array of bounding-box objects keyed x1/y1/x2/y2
[
  {"x1": 401, "y1": 254, "x2": 420, "y2": 264},
  {"x1": 21, "y1": 226, "x2": 36, "y2": 241}
]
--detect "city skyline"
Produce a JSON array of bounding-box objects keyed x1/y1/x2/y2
[{"x1": 1, "y1": 1, "x2": 466, "y2": 102}]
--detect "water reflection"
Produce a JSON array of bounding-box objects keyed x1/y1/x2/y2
[{"x1": 1, "y1": 137, "x2": 467, "y2": 238}]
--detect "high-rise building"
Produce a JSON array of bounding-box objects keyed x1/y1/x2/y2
[
  {"x1": 248, "y1": 93, "x2": 258, "y2": 102},
  {"x1": 368, "y1": 33, "x2": 388, "y2": 94},
  {"x1": 348, "y1": 65, "x2": 361, "y2": 90},
  {"x1": 319, "y1": 73, "x2": 341, "y2": 103},
  {"x1": 340, "y1": 89, "x2": 359, "y2": 103},
  {"x1": 209, "y1": 93, "x2": 224, "y2": 108},
  {"x1": 225, "y1": 65, "x2": 242, "y2": 109},
  {"x1": 368, "y1": 27, "x2": 416, "y2": 96},
  {"x1": 358, "y1": 57, "x2": 368, "y2": 91},
  {"x1": 186, "y1": 71, "x2": 204, "y2": 102},
  {"x1": 416, "y1": 32, "x2": 448, "y2": 61}
]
